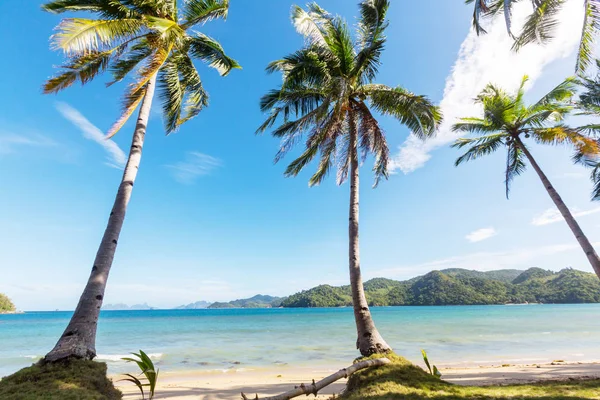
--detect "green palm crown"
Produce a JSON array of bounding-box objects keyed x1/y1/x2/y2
[
  {"x1": 43, "y1": 0, "x2": 241, "y2": 137},
  {"x1": 257, "y1": 0, "x2": 442, "y2": 188}
]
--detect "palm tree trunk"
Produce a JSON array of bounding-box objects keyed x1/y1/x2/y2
[
  {"x1": 514, "y1": 136, "x2": 600, "y2": 279},
  {"x1": 44, "y1": 75, "x2": 158, "y2": 362},
  {"x1": 348, "y1": 118, "x2": 392, "y2": 356}
]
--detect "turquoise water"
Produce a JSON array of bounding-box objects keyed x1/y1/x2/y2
[{"x1": 1, "y1": 305, "x2": 599, "y2": 377}]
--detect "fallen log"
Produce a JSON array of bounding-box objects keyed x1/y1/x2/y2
[{"x1": 241, "y1": 357, "x2": 391, "y2": 400}]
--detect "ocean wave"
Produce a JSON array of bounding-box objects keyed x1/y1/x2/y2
[{"x1": 96, "y1": 353, "x2": 163, "y2": 362}]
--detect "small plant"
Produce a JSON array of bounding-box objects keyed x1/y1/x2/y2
[
  {"x1": 421, "y1": 349, "x2": 442, "y2": 378},
  {"x1": 121, "y1": 350, "x2": 159, "y2": 400}
]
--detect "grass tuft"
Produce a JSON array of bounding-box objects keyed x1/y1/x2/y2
[
  {"x1": 341, "y1": 352, "x2": 600, "y2": 399},
  {"x1": 0, "y1": 359, "x2": 122, "y2": 400}
]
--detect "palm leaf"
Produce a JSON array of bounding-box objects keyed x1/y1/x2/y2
[
  {"x1": 42, "y1": 0, "x2": 137, "y2": 18},
  {"x1": 365, "y1": 84, "x2": 441, "y2": 139},
  {"x1": 504, "y1": 142, "x2": 526, "y2": 198},
  {"x1": 188, "y1": 33, "x2": 241, "y2": 76},
  {"x1": 577, "y1": 0, "x2": 600, "y2": 74},
  {"x1": 182, "y1": 0, "x2": 229, "y2": 29},
  {"x1": 452, "y1": 133, "x2": 507, "y2": 165},
  {"x1": 512, "y1": 0, "x2": 565, "y2": 51},
  {"x1": 51, "y1": 18, "x2": 144, "y2": 54}
]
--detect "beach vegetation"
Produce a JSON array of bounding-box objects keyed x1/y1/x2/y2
[
  {"x1": 420, "y1": 350, "x2": 442, "y2": 378},
  {"x1": 41, "y1": 0, "x2": 239, "y2": 362},
  {"x1": 342, "y1": 353, "x2": 600, "y2": 399},
  {"x1": 121, "y1": 350, "x2": 158, "y2": 400},
  {"x1": 0, "y1": 359, "x2": 121, "y2": 400},
  {"x1": 281, "y1": 267, "x2": 600, "y2": 307},
  {"x1": 452, "y1": 76, "x2": 600, "y2": 280},
  {"x1": 257, "y1": 0, "x2": 441, "y2": 356},
  {"x1": 0, "y1": 293, "x2": 16, "y2": 313}
]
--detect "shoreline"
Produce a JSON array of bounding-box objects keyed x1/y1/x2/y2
[{"x1": 114, "y1": 360, "x2": 600, "y2": 399}]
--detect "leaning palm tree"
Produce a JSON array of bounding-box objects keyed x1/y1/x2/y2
[
  {"x1": 452, "y1": 76, "x2": 600, "y2": 279},
  {"x1": 42, "y1": 0, "x2": 239, "y2": 362},
  {"x1": 466, "y1": 0, "x2": 599, "y2": 75},
  {"x1": 572, "y1": 60, "x2": 600, "y2": 200},
  {"x1": 257, "y1": 0, "x2": 441, "y2": 356}
]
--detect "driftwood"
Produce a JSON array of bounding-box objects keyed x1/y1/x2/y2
[{"x1": 241, "y1": 357, "x2": 391, "y2": 400}]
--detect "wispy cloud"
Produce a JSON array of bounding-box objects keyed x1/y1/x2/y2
[
  {"x1": 372, "y1": 241, "x2": 596, "y2": 279},
  {"x1": 532, "y1": 207, "x2": 600, "y2": 226},
  {"x1": 166, "y1": 151, "x2": 222, "y2": 184},
  {"x1": 466, "y1": 227, "x2": 496, "y2": 243},
  {"x1": 389, "y1": 0, "x2": 582, "y2": 174},
  {"x1": 56, "y1": 102, "x2": 126, "y2": 169},
  {"x1": 0, "y1": 133, "x2": 56, "y2": 155}
]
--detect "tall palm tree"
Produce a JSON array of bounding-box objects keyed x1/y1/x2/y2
[
  {"x1": 466, "y1": 0, "x2": 600, "y2": 75},
  {"x1": 452, "y1": 76, "x2": 600, "y2": 279},
  {"x1": 257, "y1": 0, "x2": 441, "y2": 356},
  {"x1": 42, "y1": 0, "x2": 239, "y2": 362}
]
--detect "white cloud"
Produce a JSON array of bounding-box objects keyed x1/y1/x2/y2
[
  {"x1": 532, "y1": 207, "x2": 600, "y2": 226},
  {"x1": 166, "y1": 151, "x2": 222, "y2": 184},
  {"x1": 0, "y1": 133, "x2": 56, "y2": 155},
  {"x1": 56, "y1": 102, "x2": 126, "y2": 169},
  {"x1": 466, "y1": 227, "x2": 496, "y2": 243},
  {"x1": 389, "y1": 0, "x2": 583, "y2": 174}
]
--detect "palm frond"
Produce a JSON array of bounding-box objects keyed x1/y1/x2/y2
[
  {"x1": 576, "y1": 0, "x2": 600, "y2": 75},
  {"x1": 452, "y1": 133, "x2": 507, "y2": 165},
  {"x1": 452, "y1": 118, "x2": 500, "y2": 135},
  {"x1": 512, "y1": 0, "x2": 565, "y2": 51},
  {"x1": 530, "y1": 76, "x2": 577, "y2": 110},
  {"x1": 364, "y1": 84, "x2": 441, "y2": 139},
  {"x1": 504, "y1": 142, "x2": 526, "y2": 198},
  {"x1": 354, "y1": 100, "x2": 389, "y2": 187},
  {"x1": 51, "y1": 18, "x2": 144, "y2": 54},
  {"x1": 108, "y1": 39, "x2": 153, "y2": 85},
  {"x1": 106, "y1": 83, "x2": 147, "y2": 139},
  {"x1": 188, "y1": 33, "x2": 241, "y2": 76},
  {"x1": 182, "y1": 0, "x2": 229, "y2": 29},
  {"x1": 291, "y1": 3, "x2": 330, "y2": 48},
  {"x1": 532, "y1": 126, "x2": 600, "y2": 156},
  {"x1": 42, "y1": 0, "x2": 137, "y2": 18},
  {"x1": 43, "y1": 50, "x2": 113, "y2": 93}
]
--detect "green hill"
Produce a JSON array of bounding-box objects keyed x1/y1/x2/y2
[
  {"x1": 281, "y1": 268, "x2": 600, "y2": 307},
  {"x1": 208, "y1": 294, "x2": 282, "y2": 309},
  {"x1": 0, "y1": 293, "x2": 16, "y2": 313}
]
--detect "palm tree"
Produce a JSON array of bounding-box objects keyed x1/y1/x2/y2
[
  {"x1": 466, "y1": 0, "x2": 599, "y2": 75},
  {"x1": 452, "y1": 76, "x2": 600, "y2": 279},
  {"x1": 571, "y1": 60, "x2": 600, "y2": 200},
  {"x1": 42, "y1": 0, "x2": 239, "y2": 362},
  {"x1": 257, "y1": 0, "x2": 441, "y2": 356}
]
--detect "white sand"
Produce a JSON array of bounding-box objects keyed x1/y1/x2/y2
[{"x1": 115, "y1": 361, "x2": 600, "y2": 399}]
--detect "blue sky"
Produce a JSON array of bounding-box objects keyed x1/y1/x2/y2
[{"x1": 1, "y1": 0, "x2": 598, "y2": 311}]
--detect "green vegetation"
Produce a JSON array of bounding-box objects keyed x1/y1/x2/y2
[
  {"x1": 208, "y1": 295, "x2": 282, "y2": 309},
  {"x1": 281, "y1": 268, "x2": 600, "y2": 307},
  {"x1": 452, "y1": 76, "x2": 600, "y2": 280},
  {"x1": 0, "y1": 293, "x2": 15, "y2": 313},
  {"x1": 121, "y1": 350, "x2": 158, "y2": 400},
  {"x1": 342, "y1": 354, "x2": 600, "y2": 399},
  {"x1": 0, "y1": 359, "x2": 121, "y2": 400},
  {"x1": 467, "y1": 0, "x2": 599, "y2": 75}
]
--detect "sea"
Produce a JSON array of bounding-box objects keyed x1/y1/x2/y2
[{"x1": 1, "y1": 304, "x2": 599, "y2": 378}]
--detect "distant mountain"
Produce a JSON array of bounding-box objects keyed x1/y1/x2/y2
[
  {"x1": 102, "y1": 303, "x2": 155, "y2": 310},
  {"x1": 208, "y1": 294, "x2": 283, "y2": 309},
  {"x1": 175, "y1": 301, "x2": 212, "y2": 309},
  {"x1": 281, "y1": 268, "x2": 600, "y2": 307}
]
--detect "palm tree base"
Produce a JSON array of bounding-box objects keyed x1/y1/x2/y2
[
  {"x1": 44, "y1": 335, "x2": 96, "y2": 363},
  {"x1": 357, "y1": 330, "x2": 392, "y2": 356}
]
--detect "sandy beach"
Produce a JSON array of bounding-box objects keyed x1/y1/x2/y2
[{"x1": 115, "y1": 361, "x2": 600, "y2": 399}]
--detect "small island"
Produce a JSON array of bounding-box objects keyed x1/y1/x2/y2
[{"x1": 0, "y1": 293, "x2": 16, "y2": 314}]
